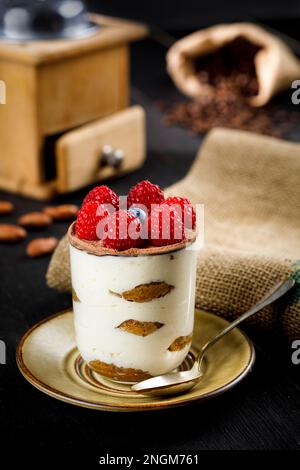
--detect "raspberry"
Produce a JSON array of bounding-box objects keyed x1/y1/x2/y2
[
  {"x1": 76, "y1": 201, "x2": 110, "y2": 240},
  {"x1": 127, "y1": 180, "x2": 164, "y2": 215},
  {"x1": 102, "y1": 210, "x2": 142, "y2": 251},
  {"x1": 82, "y1": 185, "x2": 118, "y2": 209},
  {"x1": 165, "y1": 196, "x2": 196, "y2": 229},
  {"x1": 148, "y1": 203, "x2": 185, "y2": 246}
]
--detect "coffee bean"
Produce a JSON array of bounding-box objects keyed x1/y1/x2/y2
[
  {"x1": 43, "y1": 204, "x2": 78, "y2": 221},
  {"x1": 26, "y1": 237, "x2": 58, "y2": 258},
  {"x1": 0, "y1": 224, "x2": 27, "y2": 242},
  {"x1": 18, "y1": 212, "x2": 52, "y2": 228}
]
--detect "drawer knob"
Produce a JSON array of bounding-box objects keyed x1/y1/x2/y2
[{"x1": 100, "y1": 145, "x2": 124, "y2": 170}]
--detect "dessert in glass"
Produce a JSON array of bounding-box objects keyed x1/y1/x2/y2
[{"x1": 69, "y1": 181, "x2": 198, "y2": 382}]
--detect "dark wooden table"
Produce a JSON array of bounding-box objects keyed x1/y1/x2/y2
[{"x1": 0, "y1": 36, "x2": 299, "y2": 454}]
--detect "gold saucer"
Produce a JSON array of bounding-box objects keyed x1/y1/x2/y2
[{"x1": 16, "y1": 309, "x2": 255, "y2": 411}]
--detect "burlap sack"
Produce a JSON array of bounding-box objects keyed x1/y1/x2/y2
[
  {"x1": 47, "y1": 128, "x2": 300, "y2": 340},
  {"x1": 167, "y1": 22, "x2": 300, "y2": 106}
]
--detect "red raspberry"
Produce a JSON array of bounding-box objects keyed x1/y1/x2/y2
[
  {"x1": 76, "y1": 201, "x2": 110, "y2": 240},
  {"x1": 148, "y1": 203, "x2": 185, "y2": 246},
  {"x1": 102, "y1": 210, "x2": 141, "y2": 251},
  {"x1": 82, "y1": 185, "x2": 118, "y2": 209},
  {"x1": 165, "y1": 196, "x2": 196, "y2": 229},
  {"x1": 127, "y1": 180, "x2": 164, "y2": 215}
]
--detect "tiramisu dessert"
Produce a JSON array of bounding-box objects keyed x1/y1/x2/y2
[{"x1": 69, "y1": 180, "x2": 198, "y2": 382}]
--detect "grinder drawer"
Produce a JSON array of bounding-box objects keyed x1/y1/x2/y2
[{"x1": 55, "y1": 106, "x2": 145, "y2": 193}]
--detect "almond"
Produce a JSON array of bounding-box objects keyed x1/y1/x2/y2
[
  {"x1": 0, "y1": 201, "x2": 14, "y2": 215},
  {"x1": 0, "y1": 224, "x2": 27, "y2": 242},
  {"x1": 26, "y1": 237, "x2": 58, "y2": 258},
  {"x1": 43, "y1": 204, "x2": 78, "y2": 221},
  {"x1": 18, "y1": 212, "x2": 52, "y2": 228}
]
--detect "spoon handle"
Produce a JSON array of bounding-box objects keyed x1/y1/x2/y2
[{"x1": 196, "y1": 277, "x2": 295, "y2": 369}]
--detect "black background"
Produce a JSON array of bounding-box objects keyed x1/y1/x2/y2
[{"x1": 0, "y1": 0, "x2": 300, "y2": 454}]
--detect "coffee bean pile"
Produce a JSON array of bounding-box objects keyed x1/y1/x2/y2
[
  {"x1": 163, "y1": 37, "x2": 299, "y2": 137},
  {"x1": 195, "y1": 37, "x2": 260, "y2": 98}
]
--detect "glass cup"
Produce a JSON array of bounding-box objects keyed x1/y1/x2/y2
[{"x1": 69, "y1": 224, "x2": 198, "y2": 382}]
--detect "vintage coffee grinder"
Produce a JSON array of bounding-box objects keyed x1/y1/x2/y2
[{"x1": 0, "y1": 1, "x2": 147, "y2": 199}]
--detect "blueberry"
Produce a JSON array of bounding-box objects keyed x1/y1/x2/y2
[{"x1": 128, "y1": 207, "x2": 147, "y2": 224}]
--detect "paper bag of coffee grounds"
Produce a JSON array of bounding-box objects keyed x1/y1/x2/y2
[
  {"x1": 46, "y1": 128, "x2": 300, "y2": 340},
  {"x1": 166, "y1": 22, "x2": 300, "y2": 106}
]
